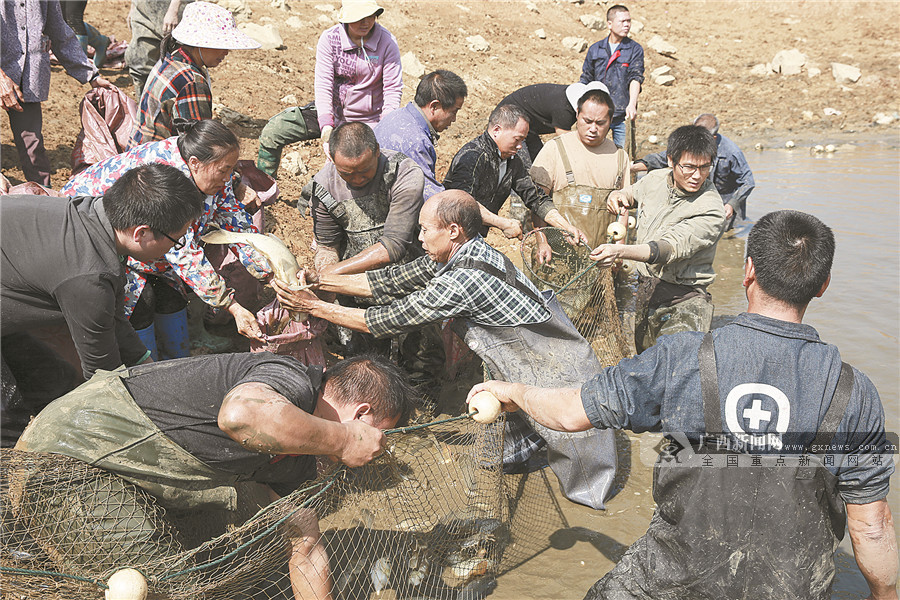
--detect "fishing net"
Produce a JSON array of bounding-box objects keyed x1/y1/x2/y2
[
  {"x1": 521, "y1": 227, "x2": 631, "y2": 366},
  {"x1": 1, "y1": 412, "x2": 566, "y2": 600}
]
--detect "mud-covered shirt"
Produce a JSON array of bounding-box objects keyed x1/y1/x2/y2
[
  {"x1": 580, "y1": 312, "x2": 892, "y2": 504},
  {"x1": 124, "y1": 353, "x2": 322, "y2": 496}
]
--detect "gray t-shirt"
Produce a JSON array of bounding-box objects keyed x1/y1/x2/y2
[
  {"x1": 125, "y1": 352, "x2": 323, "y2": 496},
  {"x1": 581, "y1": 312, "x2": 892, "y2": 504}
]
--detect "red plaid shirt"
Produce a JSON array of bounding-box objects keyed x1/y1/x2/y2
[{"x1": 130, "y1": 48, "x2": 212, "y2": 148}]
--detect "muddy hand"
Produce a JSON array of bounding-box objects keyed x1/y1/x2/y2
[
  {"x1": 272, "y1": 278, "x2": 320, "y2": 313},
  {"x1": 230, "y1": 303, "x2": 264, "y2": 341},
  {"x1": 0, "y1": 69, "x2": 24, "y2": 112},
  {"x1": 338, "y1": 420, "x2": 386, "y2": 467},
  {"x1": 590, "y1": 244, "x2": 620, "y2": 268}
]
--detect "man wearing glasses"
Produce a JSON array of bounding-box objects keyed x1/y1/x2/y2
[
  {"x1": 0, "y1": 163, "x2": 204, "y2": 446},
  {"x1": 589, "y1": 125, "x2": 725, "y2": 352}
]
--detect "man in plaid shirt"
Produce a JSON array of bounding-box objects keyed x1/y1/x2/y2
[
  {"x1": 273, "y1": 189, "x2": 549, "y2": 342},
  {"x1": 275, "y1": 190, "x2": 619, "y2": 506}
]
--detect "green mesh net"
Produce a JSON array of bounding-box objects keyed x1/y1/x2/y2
[{"x1": 1, "y1": 412, "x2": 566, "y2": 599}]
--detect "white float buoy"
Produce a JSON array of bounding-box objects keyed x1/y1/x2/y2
[
  {"x1": 813, "y1": 144, "x2": 825, "y2": 153},
  {"x1": 825, "y1": 144, "x2": 836, "y2": 153},
  {"x1": 754, "y1": 143, "x2": 764, "y2": 151},
  {"x1": 468, "y1": 391, "x2": 502, "y2": 424},
  {"x1": 785, "y1": 140, "x2": 796, "y2": 149},
  {"x1": 627, "y1": 215, "x2": 636, "y2": 229},
  {"x1": 105, "y1": 569, "x2": 147, "y2": 600},
  {"x1": 607, "y1": 222, "x2": 626, "y2": 241},
  {"x1": 618, "y1": 260, "x2": 634, "y2": 275},
  {"x1": 647, "y1": 134, "x2": 659, "y2": 144}
]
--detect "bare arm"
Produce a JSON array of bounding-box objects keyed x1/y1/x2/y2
[
  {"x1": 846, "y1": 499, "x2": 898, "y2": 600},
  {"x1": 480, "y1": 203, "x2": 522, "y2": 239},
  {"x1": 217, "y1": 382, "x2": 384, "y2": 466},
  {"x1": 590, "y1": 242, "x2": 652, "y2": 267},
  {"x1": 264, "y1": 487, "x2": 334, "y2": 600},
  {"x1": 319, "y1": 242, "x2": 391, "y2": 278},
  {"x1": 466, "y1": 381, "x2": 592, "y2": 432},
  {"x1": 271, "y1": 279, "x2": 371, "y2": 334}
]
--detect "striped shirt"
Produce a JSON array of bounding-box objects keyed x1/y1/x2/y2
[
  {"x1": 131, "y1": 48, "x2": 212, "y2": 148},
  {"x1": 365, "y1": 236, "x2": 549, "y2": 339}
]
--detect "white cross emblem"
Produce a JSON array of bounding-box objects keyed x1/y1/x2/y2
[{"x1": 742, "y1": 398, "x2": 772, "y2": 430}]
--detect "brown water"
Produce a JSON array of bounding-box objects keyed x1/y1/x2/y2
[{"x1": 491, "y1": 142, "x2": 900, "y2": 599}]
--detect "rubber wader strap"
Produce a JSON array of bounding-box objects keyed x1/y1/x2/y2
[
  {"x1": 555, "y1": 137, "x2": 576, "y2": 187},
  {"x1": 698, "y1": 332, "x2": 722, "y2": 433},
  {"x1": 614, "y1": 148, "x2": 626, "y2": 189},
  {"x1": 312, "y1": 181, "x2": 347, "y2": 224},
  {"x1": 809, "y1": 362, "x2": 854, "y2": 452},
  {"x1": 451, "y1": 255, "x2": 545, "y2": 307}
]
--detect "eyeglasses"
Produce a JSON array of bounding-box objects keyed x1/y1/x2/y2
[
  {"x1": 676, "y1": 162, "x2": 713, "y2": 176},
  {"x1": 156, "y1": 230, "x2": 185, "y2": 251}
]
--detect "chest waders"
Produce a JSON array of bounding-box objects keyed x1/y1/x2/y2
[
  {"x1": 311, "y1": 152, "x2": 409, "y2": 262},
  {"x1": 551, "y1": 138, "x2": 627, "y2": 249},
  {"x1": 588, "y1": 333, "x2": 851, "y2": 600},
  {"x1": 17, "y1": 368, "x2": 242, "y2": 511},
  {"x1": 449, "y1": 255, "x2": 617, "y2": 510}
]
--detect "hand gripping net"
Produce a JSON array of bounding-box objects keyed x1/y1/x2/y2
[
  {"x1": 1, "y1": 413, "x2": 566, "y2": 599},
  {"x1": 521, "y1": 227, "x2": 630, "y2": 367}
]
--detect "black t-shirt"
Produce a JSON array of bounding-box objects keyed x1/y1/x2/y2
[
  {"x1": 498, "y1": 83, "x2": 576, "y2": 135},
  {"x1": 123, "y1": 352, "x2": 323, "y2": 496}
]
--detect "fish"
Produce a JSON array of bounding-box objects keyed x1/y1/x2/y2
[
  {"x1": 455, "y1": 575, "x2": 498, "y2": 600},
  {"x1": 200, "y1": 226, "x2": 307, "y2": 321},
  {"x1": 370, "y1": 557, "x2": 392, "y2": 594},
  {"x1": 450, "y1": 557, "x2": 490, "y2": 583},
  {"x1": 333, "y1": 558, "x2": 366, "y2": 598}
]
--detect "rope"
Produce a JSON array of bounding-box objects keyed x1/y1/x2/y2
[
  {"x1": 0, "y1": 566, "x2": 109, "y2": 590},
  {"x1": 385, "y1": 411, "x2": 475, "y2": 435}
]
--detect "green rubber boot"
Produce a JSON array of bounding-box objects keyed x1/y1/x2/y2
[
  {"x1": 85, "y1": 23, "x2": 109, "y2": 69},
  {"x1": 256, "y1": 146, "x2": 281, "y2": 178}
]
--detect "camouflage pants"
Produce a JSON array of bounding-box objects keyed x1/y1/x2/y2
[
  {"x1": 256, "y1": 104, "x2": 320, "y2": 177},
  {"x1": 635, "y1": 295, "x2": 714, "y2": 354}
]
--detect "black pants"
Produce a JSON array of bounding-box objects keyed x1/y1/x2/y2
[
  {"x1": 130, "y1": 275, "x2": 188, "y2": 330},
  {"x1": 60, "y1": 0, "x2": 89, "y2": 35},
  {"x1": 1, "y1": 332, "x2": 80, "y2": 447}
]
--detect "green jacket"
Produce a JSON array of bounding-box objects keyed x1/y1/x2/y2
[{"x1": 630, "y1": 169, "x2": 725, "y2": 288}]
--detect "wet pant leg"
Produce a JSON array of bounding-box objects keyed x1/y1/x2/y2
[
  {"x1": 7, "y1": 103, "x2": 51, "y2": 186},
  {"x1": 257, "y1": 105, "x2": 320, "y2": 177}
]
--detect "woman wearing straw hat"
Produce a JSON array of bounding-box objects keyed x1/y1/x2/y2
[
  {"x1": 130, "y1": 0, "x2": 259, "y2": 148},
  {"x1": 314, "y1": 0, "x2": 402, "y2": 149}
]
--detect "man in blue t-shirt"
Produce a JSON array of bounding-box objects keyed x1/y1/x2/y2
[{"x1": 471, "y1": 210, "x2": 896, "y2": 600}]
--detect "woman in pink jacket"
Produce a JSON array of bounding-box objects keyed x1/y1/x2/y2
[{"x1": 314, "y1": 0, "x2": 402, "y2": 147}]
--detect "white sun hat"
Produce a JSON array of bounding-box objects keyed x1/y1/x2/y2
[
  {"x1": 565, "y1": 81, "x2": 611, "y2": 112},
  {"x1": 172, "y1": 1, "x2": 261, "y2": 50},
  {"x1": 338, "y1": 0, "x2": 385, "y2": 24}
]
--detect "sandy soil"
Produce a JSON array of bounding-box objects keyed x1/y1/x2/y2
[{"x1": 1, "y1": 1, "x2": 897, "y2": 598}]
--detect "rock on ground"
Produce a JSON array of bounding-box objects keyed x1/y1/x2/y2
[
  {"x1": 650, "y1": 65, "x2": 671, "y2": 78},
  {"x1": 579, "y1": 14, "x2": 605, "y2": 30},
  {"x1": 831, "y1": 62, "x2": 861, "y2": 84},
  {"x1": 402, "y1": 52, "x2": 426, "y2": 79},
  {"x1": 466, "y1": 35, "x2": 490, "y2": 52},
  {"x1": 239, "y1": 23, "x2": 283, "y2": 50},
  {"x1": 646, "y1": 34, "x2": 677, "y2": 56},
  {"x1": 772, "y1": 48, "x2": 807, "y2": 75},
  {"x1": 562, "y1": 36, "x2": 589, "y2": 52},
  {"x1": 534, "y1": 28, "x2": 547, "y2": 39},
  {"x1": 654, "y1": 74, "x2": 675, "y2": 86}
]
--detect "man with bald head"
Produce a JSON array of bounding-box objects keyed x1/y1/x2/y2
[{"x1": 274, "y1": 189, "x2": 619, "y2": 509}]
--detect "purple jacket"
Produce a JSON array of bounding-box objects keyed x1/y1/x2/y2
[
  {"x1": 314, "y1": 22, "x2": 402, "y2": 129},
  {"x1": 1, "y1": 0, "x2": 97, "y2": 103}
]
